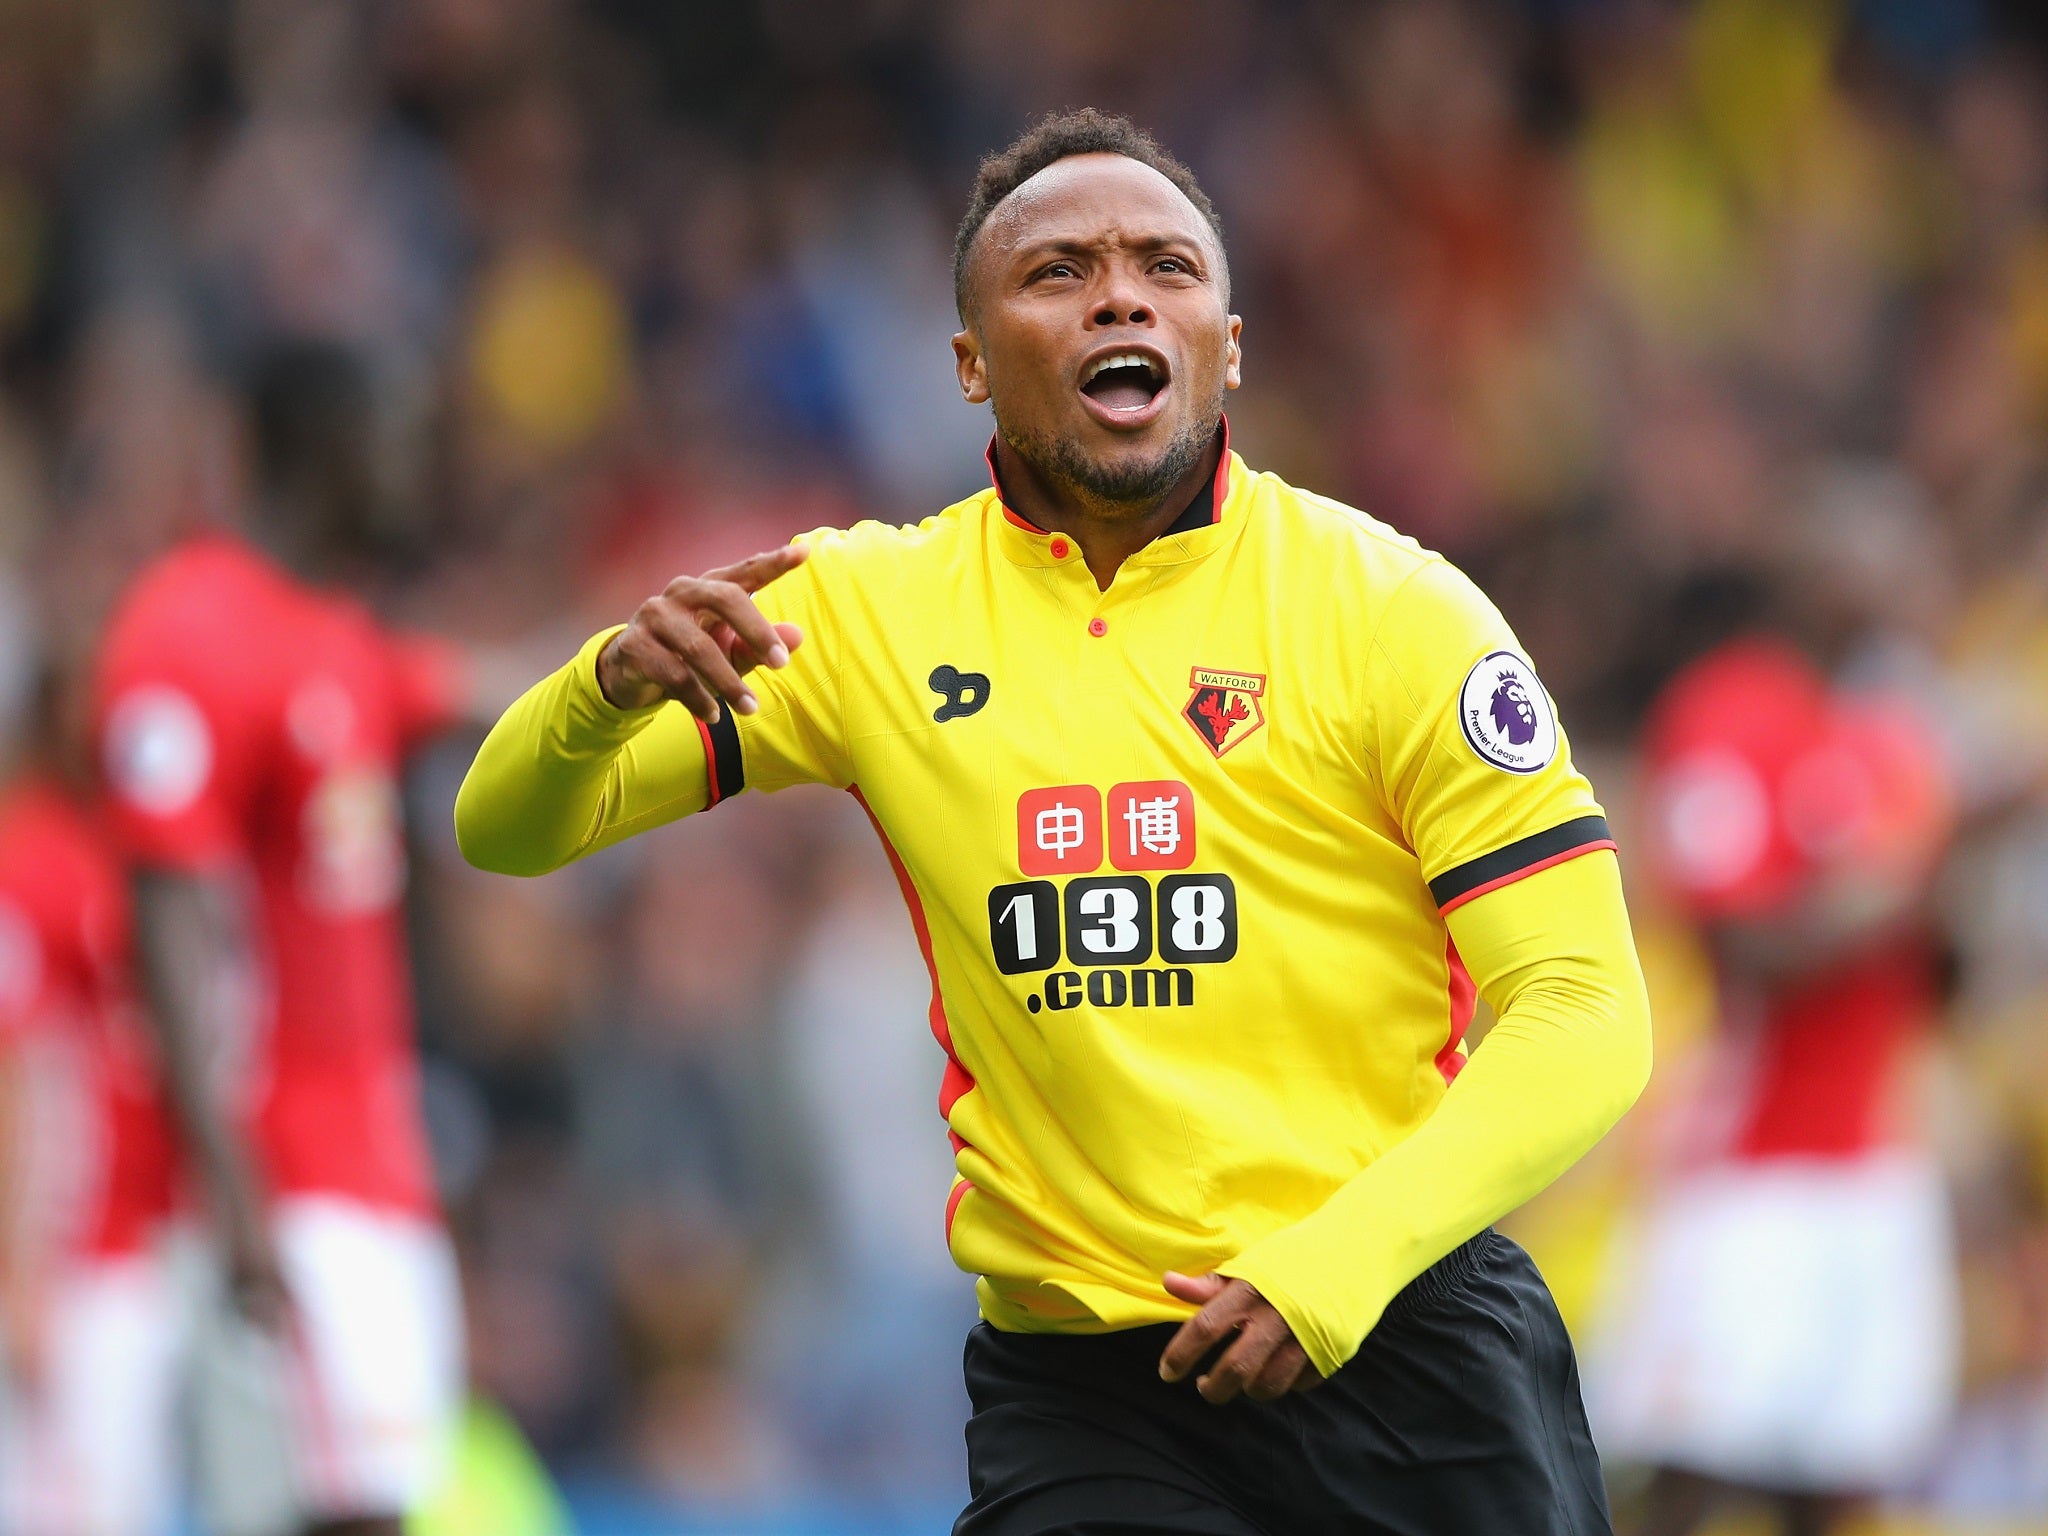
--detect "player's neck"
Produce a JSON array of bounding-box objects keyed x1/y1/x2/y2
[
  {"x1": 994, "y1": 433, "x2": 1221, "y2": 590},
  {"x1": 16, "y1": 732, "x2": 88, "y2": 797},
  {"x1": 250, "y1": 504, "x2": 367, "y2": 593}
]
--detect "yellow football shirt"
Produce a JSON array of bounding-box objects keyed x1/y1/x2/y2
[{"x1": 457, "y1": 431, "x2": 1642, "y2": 1374}]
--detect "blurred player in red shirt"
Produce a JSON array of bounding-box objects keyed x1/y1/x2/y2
[
  {"x1": 1591, "y1": 638, "x2": 1961, "y2": 1536},
  {"x1": 0, "y1": 661, "x2": 182, "y2": 1536},
  {"x1": 93, "y1": 342, "x2": 467, "y2": 1536}
]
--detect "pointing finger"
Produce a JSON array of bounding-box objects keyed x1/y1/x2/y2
[
  {"x1": 639, "y1": 641, "x2": 724, "y2": 722},
  {"x1": 645, "y1": 607, "x2": 755, "y2": 716},
  {"x1": 724, "y1": 622, "x2": 805, "y2": 677},
  {"x1": 686, "y1": 579, "x2": 790, "y2": 671},
  {"x1": 704, "y1": 542, "x2": 810, "y2": 594}
]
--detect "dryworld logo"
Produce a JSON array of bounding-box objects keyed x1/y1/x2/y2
[{"x1": 928, "y1": 664, "x2": 991, "y2": 723}]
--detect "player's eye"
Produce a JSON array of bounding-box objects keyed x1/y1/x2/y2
[
  {"x1": 1037, "y1": 260, "x2": 1079, "y2": 281},
  {"x1": 1153, "y1": 256, "x2": 1193, "y2": 276}
]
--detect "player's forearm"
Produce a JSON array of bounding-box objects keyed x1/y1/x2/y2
[
  {"x1": 129, "y1": 870, "x2": 270, "y2": 1228},
  {"x1": 0, "y1": 1051, "x2": 41, "y2": 1383},
  {"x1": 455, "y1": 627, "x2": 712, "y2": 876},
  {"x1": 0, "y1": 1049, "x2": 32, "y2": 1295},
  {"x1": 1218, "y1": 852, "x2": 1650, "y2": 1378}
]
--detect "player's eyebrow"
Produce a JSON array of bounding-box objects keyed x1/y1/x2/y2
[{"x1": 1009, "y1": 232, "x2": 1212, "y2": 273}]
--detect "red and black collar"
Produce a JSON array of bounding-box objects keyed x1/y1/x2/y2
[{"x1": 986, "y1": 416, "x2": 1232, "y2": 539}]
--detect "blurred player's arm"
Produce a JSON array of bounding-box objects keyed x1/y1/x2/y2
[
  {"x1": 0, "y1": 895, "x2": 51, "y2": 1387},
  {"x1": 386, "y1": 627, "x2": 575, "y2": 744},
  {"x1": 1211, "y1": 851, "x2": 1650, "y2": 1379},
  {"x1": 456, "y1": 545, "x2": 810, "y2": 876},
  {"x1": 0, "y1": 1031, "x2": 41, "y2": 1386},
  {"x1": 97, "y1": 593, "x2": 299, "y2": 1328},
  {"x1": 129, "y1": 869, "x2": 289, "y2": 1327}
]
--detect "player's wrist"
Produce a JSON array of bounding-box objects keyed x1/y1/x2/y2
[{"x1": 595, "y1": 631, "x2": 662, "y2": 712}]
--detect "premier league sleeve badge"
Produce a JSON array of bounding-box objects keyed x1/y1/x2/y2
[{"x1": 1458, "y1": 651, "x2": 1559, "y2": 774}]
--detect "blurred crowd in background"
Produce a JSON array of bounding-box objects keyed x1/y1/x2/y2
[{"x1": 4, "y1": 0, "x2": 2048, "y2": 1530}]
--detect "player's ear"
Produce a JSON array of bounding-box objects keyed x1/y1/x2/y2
[
  {"x1": 1224, "y1": 315, "x2": 1242, "y2": 391},
  {"x1": 953, "y1": 330, "x2": 990, "y2": 405}
]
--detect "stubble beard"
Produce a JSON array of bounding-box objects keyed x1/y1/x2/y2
[{"x1": 995, "y1": 394, "x2": 1222, "y2": 519}]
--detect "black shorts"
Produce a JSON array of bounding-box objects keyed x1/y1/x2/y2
[{"x1": 955, "y1": 1230, "x2": 1611, "y2": 1536}]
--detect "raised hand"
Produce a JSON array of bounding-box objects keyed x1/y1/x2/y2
[{"x1": 597, "y1": 544, "x2": 810, "y2": 719}]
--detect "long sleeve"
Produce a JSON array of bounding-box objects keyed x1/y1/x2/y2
[
  {"x1": 457, "y1": 528, "x2": 860, "y2": 877},
  {"x1": 1217, "y1": 847, "x2": 1651, "y2": 1377},
  {"x1": 454, "y1": 627, "x2": 716, "y2": 876}
]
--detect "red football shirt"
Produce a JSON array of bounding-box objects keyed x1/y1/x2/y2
[
  {"x1": 94, "y1": 534, "x2": 459, "y2": 1216},
  {"x1": 1643, "y1": 639, "x2": 1950, "y2": 1162},
  {"x1": 1730, "y1": 946, "x2": 1937, "y2": 1159},
  {"x1": 0, "y1": 778, "x2": 178, "y2": 1256}
]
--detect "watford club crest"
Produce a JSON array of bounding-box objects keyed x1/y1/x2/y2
[{"x1": 1181, "y1": 667, "x2": 1267, "y2": 758}]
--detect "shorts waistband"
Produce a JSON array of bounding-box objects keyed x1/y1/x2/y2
[
  {"x1": 1381, "y1": 1228, "x2": 1496, "y2": 1323},
  {"x1": 970, "y1": 1230, "x2": 1502, "y2": 1357}
]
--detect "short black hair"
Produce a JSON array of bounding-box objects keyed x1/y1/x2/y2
[
  {"x1": 952, "y1": 108, "x2": 1225, "y2": 323},
  {"x1": 248, "y1": 337, "x2": 391, "y2": 558},
  {"x1": 250, "y1": 338, "x2": 373, "y2": 497}
]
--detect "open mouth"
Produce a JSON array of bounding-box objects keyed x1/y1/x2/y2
[{"x1": 1079, "y1": 351, "x2": 1168, "y2": 414}]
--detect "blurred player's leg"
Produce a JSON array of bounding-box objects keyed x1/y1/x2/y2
[
  {"x1": 1599, "y1": 1156, "x2": 1958, "y2": 1536},
  {"x1": 1778, "y1": 1491, "x2": 1861, "y2": 1536},
  {"x1": 190, "y1": 1196, "x2": 461, "y2": 1536},
  {"x1": 1630, "y1": 1473, "x2": 1862, "y2": 1536},
  {"x1": 1630, "y1": 1467, "x2": 1723, "y2": 1536},
  {"x1": 1, "y1": 1250, "x2": 182, "y2": 1536},
  {"x1": 274, "y1": 1196, "x2": 464, "y2": 1531}
]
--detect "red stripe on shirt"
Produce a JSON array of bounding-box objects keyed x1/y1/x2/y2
[
  {"x1": 1207, "y1": 415, "x2": 1232, "y2": 522},
  {"x1": 1437, "y1": 840, "x2": 1616, "y2": 916},
  {"x1": 985, "y1": 437, "x2": 1052, "y2": 533},
  {"x1": 694, "y1": 714, "x2": 723, "y2": 807},
  {"x1": 848, "y1": 786, "x2": 973, "y2": 1110},
  {"x1": 1438, "y1": 936, "x2": 1476, "y2": 1083},
  {"x1": 945, "y1": 1178, "x2": 973, "y2": 1242}
]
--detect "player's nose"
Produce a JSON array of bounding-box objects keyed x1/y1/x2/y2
[{"x1": 1087, "y1": 265, "x2": 1153, "y2": 328}]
